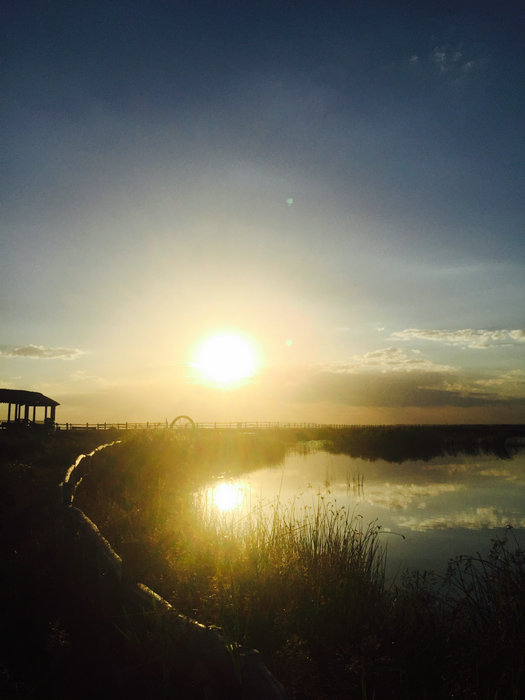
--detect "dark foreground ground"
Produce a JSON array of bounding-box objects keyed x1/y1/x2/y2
[
  {"x1": 0, "y1": 429, "x2": 285, "y2": 700},
  {"x1": 0, "y1": 430, "x2": 222, "y2": 698},
  {"x1": 0, "y1": 431, "x2": 124, "y2": 697},
  {"x1": 1, "y1": 426, "x2": 524, "y2": 698}
]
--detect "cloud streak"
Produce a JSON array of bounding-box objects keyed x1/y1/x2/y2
[
  {"x1": 398, "y1": 506, "x2": 525, "y2": 532},
  {"x1": 0, "y1": 344, "x2": 84, "y2": 360},
  {"x1": 323, "y1": 347, "x2": 454, "y2": 374},
  {"x1": 292, "y1": 370, "x2": 517, "y2": 409},
  {"x1": 408, "y1": 44, "x2": 477, "y2": 79},
  {"x1": 364, "y1": 482, "x2": 459, "y2": 511},
  {"x1": 391, "y1": 329, "x2": 525, "y2": 349},
  {"x1": 285, "y1": 345, "x2": 525, "y2": 410}
]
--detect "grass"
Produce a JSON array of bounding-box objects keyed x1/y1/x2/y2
[
  {"x1": 1, "y1": 426, "x2": 524, "y2": 697},
  {"x1": 75, "y1": 432, "x2": 389, "y2": 696},
  {"x1": 187, "y1": 493, "x2": 387, "y2": 696},
  {"x1": 72, "y1": 429, "x2": 525, "y2": 698}
]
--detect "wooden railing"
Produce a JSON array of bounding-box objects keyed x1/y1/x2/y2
[{"x1": 56, "y1": 421, "x2": 350, "y2": 431}]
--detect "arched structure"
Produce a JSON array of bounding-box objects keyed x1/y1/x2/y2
[{"x1": 169, "y1": 415, "x2": 195, "y2": 429}]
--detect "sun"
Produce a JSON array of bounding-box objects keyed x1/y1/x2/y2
[{"x1": 193, "y1": 331, "x2": 259, "y2": 386}]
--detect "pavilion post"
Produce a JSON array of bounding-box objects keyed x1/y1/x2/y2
[{"x1": 0, "y1": 390, "x2": 60, "y2": 428}]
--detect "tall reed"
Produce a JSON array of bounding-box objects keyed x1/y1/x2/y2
[{"x1": 73, "y1": 431, "x2": 525, "y2": 698}]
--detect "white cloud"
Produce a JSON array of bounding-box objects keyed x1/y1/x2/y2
[
  {"x1": 391, "y1": 328, "x2": 525, "y2": 349},
  {"x1": 475, "y1": 369, "x2": 525, "y2": 390},
  {"x1": 431, "y1": 46, "x2": 448, "y2": 72},
  {"x1": 479, "y1": 468, "x2": 512, "y2": 478},
  {"x1": 422, "y1": 459, "x2": 525, "y2": 484},
  {"x1": 421, "y1": 461, "x2": 478, "y2": 476},
  {"x1": 0, "y1": 344, "x2": 84, "y2": 360},
  {"x1": 509, "y1": 330, "x2": 525, "y2": 342},
  {"x1": 398, "y1": 506, "x2": 525, "y2": 532},
  {"x1": 365, "y1": 482, "x2": 459, "y2": 511},
  {"x1": 324, "y1": 347, "x2": 454, "y2": 374},
  {"x1": 290, "y1": 355, "x2": 525, "y2": 409},
  {"x1": 430, "y1": 45, "x2": 475, "y2": 75}
]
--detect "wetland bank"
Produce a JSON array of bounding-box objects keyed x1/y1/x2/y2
[
  {"x1": 70, "y1": 425, "x2": 525, "y2": 698},
  {"x1": 1, "y1": 425, "x2": 524, "y2": 698}
]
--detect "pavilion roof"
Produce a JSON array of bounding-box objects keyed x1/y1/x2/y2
[{"x1": 0, "y1": 389, "x2": 60, "y2": 407}]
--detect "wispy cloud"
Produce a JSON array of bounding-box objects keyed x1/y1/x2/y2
[
  {"x1": 286, "y1": 344, "x2": 525, "y2": 410},
  {"x1": 474, "y1": 369, "x2": 525, "y2": 393},
  {"x1": 292, "y1": 370, "x2": 511, "y2": 409},
  {"x1": 322, "y1": 347, "x2": 454, "y2": 374},
  {"x1": 0, "y1": 344, "x2": 84, "y2": 360},
  {"x1": 391, "y1": 329, "x2": 525, "y2": 349},
  {"x1": 398, "y1": 506, "x2": 525, "y2": 532},
  {"x1": 365, "y1": 482, "x2": 459, "y2": 511},
  {"x1": 409, "y1": 44, "x2": 477, "y2": 78},
  {"x1": 430, "y1": 45, "x2": 475, "y2": 75}
]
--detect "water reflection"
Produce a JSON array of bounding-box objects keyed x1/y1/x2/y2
[
  {"x1": 194, "y1": 447, "x2": 525, "y2": 574},
  {"x1": 195, "y1": 478, "x2": 254, "y2": 529},
  {"x1": 209, "y1": 480, "x2": 248, "y2": 513}
]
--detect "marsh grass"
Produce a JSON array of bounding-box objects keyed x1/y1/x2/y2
[
  {"x1": 73, "y1": 430, "x2": 525, "y2": 698},
  {"x1": 441, "y1": 529, "x2": 525, "y2": 696},
  {"x1": 195, "y1": 492, "x2": 385, "y2": 636},
  {"x1": 146, "y1": 490, "x2": 389, "y2": 698}
]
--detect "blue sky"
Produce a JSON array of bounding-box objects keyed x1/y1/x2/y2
[{"x1": 1, "y1": 0, "x2": 524, "y2": 423}]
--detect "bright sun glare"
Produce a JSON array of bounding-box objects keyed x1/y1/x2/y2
[
  {"x1": 193, "y1": 331, "x2": 259, "y2": 386},
  {"x1": 213, "y1": 481, "x2": 245, "y2": 512}
]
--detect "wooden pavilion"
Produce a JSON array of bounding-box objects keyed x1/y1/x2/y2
[{"x1": 0, "y1": 388, "x2": 59, "y2": 428}]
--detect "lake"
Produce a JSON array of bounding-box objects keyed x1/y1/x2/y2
[{"x1": 195, "y1": 444, "x2": 525, "y2": 578}]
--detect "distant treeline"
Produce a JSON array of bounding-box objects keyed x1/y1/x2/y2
[{"x1": 289, "y1": 424, "x2": 525, "y2": 462}]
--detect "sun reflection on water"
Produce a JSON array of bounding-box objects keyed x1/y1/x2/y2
[
  {"x1": 213, "y1": 481, "x2": 245, "y2": 512},
  {"x1": 197, "y1": 479, "x2": 251, "y2": 519}
]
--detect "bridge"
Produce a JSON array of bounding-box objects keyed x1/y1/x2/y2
[
  {"x1": 54, "y1": 420, "x2": 350, "y2": 431},
  {"x1": 0, "y1": 389, "x2": 350, "y2": 431}
]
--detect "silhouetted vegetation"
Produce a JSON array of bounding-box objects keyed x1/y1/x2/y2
[
  {"x1": 0, "y1": 431, "x2": 122, "y2": 697},
  {"x1": 2, "y1": 426, "x2": 524, "y2": 697},
  {"x1": 74, "y1": 429, "x2": 525, "y2": 698},
  {"x1": 301, "y1": 424, "x2": 525, "y2": 462}
]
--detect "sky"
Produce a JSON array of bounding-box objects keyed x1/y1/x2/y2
[{"x1": 1, "y1": 0, "x2": 524, "y2": 424}]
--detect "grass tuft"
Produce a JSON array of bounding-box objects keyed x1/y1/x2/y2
[{"x1": 72, "y1": 430, "x2": 525, "y2": 698}]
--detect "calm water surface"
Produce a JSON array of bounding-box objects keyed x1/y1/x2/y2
[{"x1": 196, "y1": 446, "x2": 525, "y2": 576}]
